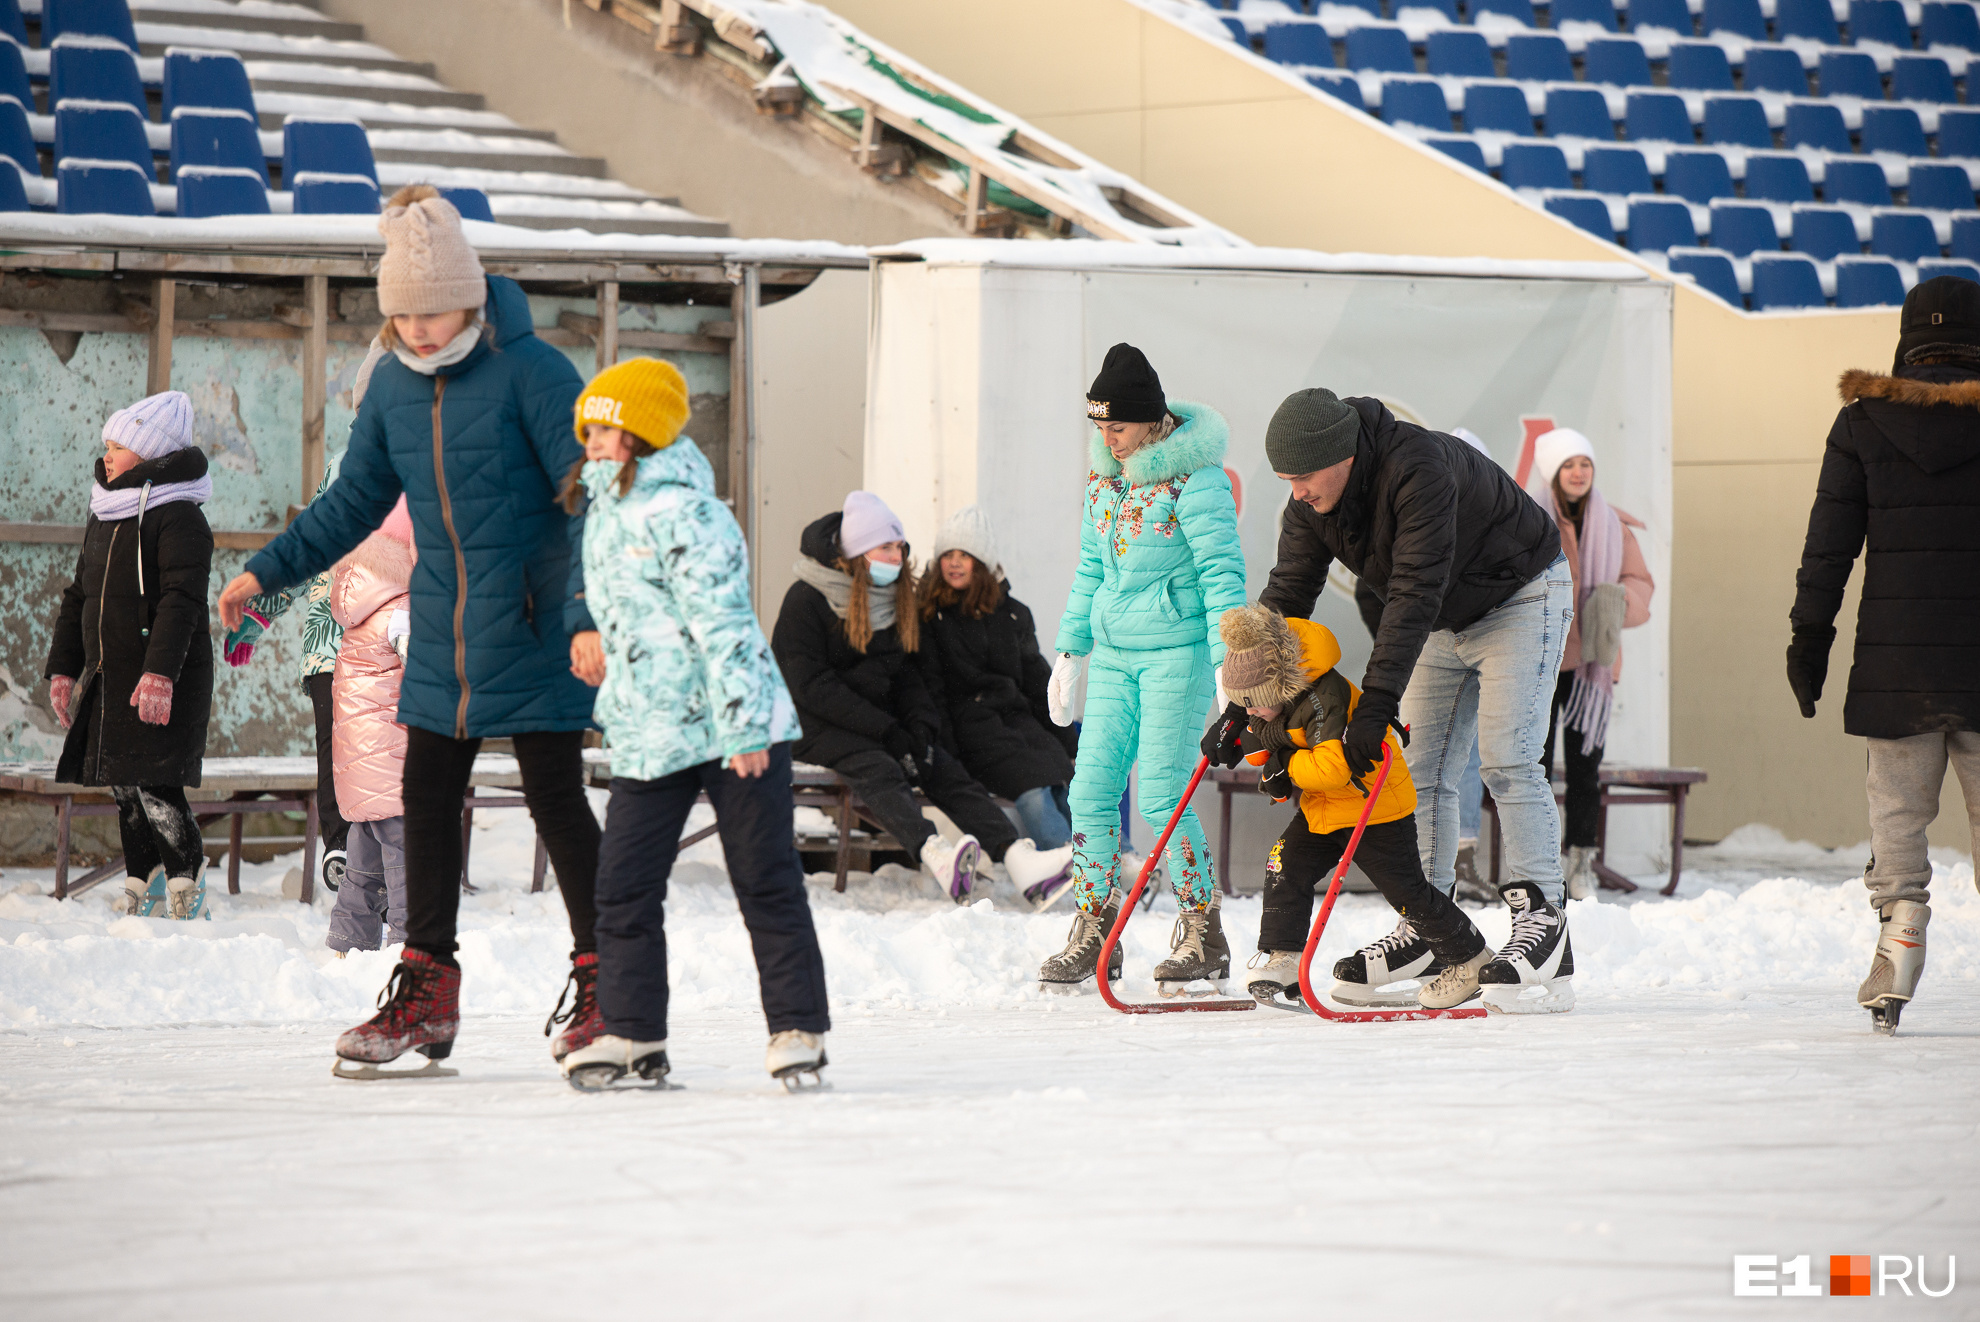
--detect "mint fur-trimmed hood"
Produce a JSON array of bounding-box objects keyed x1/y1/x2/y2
[{"x1": 1088, "y1": 400, "x2": 1229, "y2": 486}]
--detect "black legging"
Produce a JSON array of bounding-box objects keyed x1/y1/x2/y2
[
  {"x1": 305, "y1": 672, "x2": 350, "y2": 855},
  {"x1": 1540, "y1": 671, "x2": 1604, "y2": 849},
  {"x1": 401, "y1": 727, "x2": 599, "y2": 960},
  {"x1": 111, "y1": 785, "x2": 203, "y2": 881}
]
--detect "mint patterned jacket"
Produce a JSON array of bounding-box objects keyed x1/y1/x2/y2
[{"x1": 579, "y1": 442, "x2": 798, "y2": 781}]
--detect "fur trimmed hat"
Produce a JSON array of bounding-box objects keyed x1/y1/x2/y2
[
  {"x1": 1219, "y1": 605, "x2": 1308, "y2": 709},
  {"x1": 376, "y1": 185, "x2": 487, "y2": 317}
]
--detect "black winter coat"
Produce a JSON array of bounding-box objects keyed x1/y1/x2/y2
[
  {"x1": 1259, "y1": 397, "x2": 1562, "y2": 698},
  {"x1": 921, "y1": 586, "x2": 1078, "y2": 799},
  {"x1": 1792, "y1": 364, "x2": 1980, "y2": 738},
  {"x1": 45, "y1": 449, "x2": 215, "y2": 787},
  {"x1": 771, "y1": 512, "x2": 942, "y2": 768}
]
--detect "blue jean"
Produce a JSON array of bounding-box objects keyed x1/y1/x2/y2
[
  {"x1": 1015, "y1": 784, "x2": 1072, "y2": 849},
  {"x1": 1458, "y1": 736, "x2": 1484, "y2": 840},
  {"x1": 1398, "y1": 555, "x2": 1574, "y2": 906}
]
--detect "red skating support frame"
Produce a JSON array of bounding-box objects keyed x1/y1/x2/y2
[
  {"x1": 1295, "y1": 744, "x2": 1487, "y2": 1023},
  {"x1": 1097, "y1": 756, "x2": 1257, "y2": 1014}
]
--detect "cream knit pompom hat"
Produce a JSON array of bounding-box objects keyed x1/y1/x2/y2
[{"x1": 375, "y1": 185, "x2": 487, "y2": 317}]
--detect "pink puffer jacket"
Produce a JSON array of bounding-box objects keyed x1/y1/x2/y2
[{"x1": 330, "y1": 530, "x2": 414, "y2": 822}]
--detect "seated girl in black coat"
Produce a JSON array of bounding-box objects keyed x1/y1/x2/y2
[
  {"x1": 771, "y1": 493, "x2": 1017, "y2": 902},
  {"x1": 919, "y1": 506, "x2": 1079, "y2": 908}
]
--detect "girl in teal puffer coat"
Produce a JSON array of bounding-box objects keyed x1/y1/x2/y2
[{"x1": 1037, "y1": 344, "x2": 1248, "y2": 994}]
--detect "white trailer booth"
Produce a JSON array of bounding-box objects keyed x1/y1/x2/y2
[{"x1": 864, "y1": 239, "x2": 1674, "y2": 886}]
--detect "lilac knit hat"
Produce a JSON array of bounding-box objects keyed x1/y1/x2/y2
[
  {"x1": 839, "y1": 490, "x2": 906, "y2": 559},
  {"x1": 102, "y1": 391, "x2": 195, "y2": 461}
]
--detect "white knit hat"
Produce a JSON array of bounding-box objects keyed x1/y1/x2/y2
[
  {"x1": 376, "y1": 186, "x2": 487, "y2": 317},
  {"x1": 1528, "y1": 427, "x2": 1596, "y2": 489},
  {"x1": 933, "y1": 505, "x2": 1001, "y2": 577},
  {"x1": 102, "y1": 390, "x2": 194, "y2": 460},
  {"x1": 839, "y1": 490, "x2": 905, "y2": 559}
]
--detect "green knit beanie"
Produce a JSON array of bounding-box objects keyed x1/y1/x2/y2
[{"x1": 1265, "y1": 388, "x2": 1360, "y2": 475}]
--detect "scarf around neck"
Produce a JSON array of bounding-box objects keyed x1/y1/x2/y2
[
  {"x1": 1527, "y1": 474, "x2": 1624, "y2": 751},
  {"x1": 392, "y1": 318, "x2": 485, "y2": 375},
  {"x1": 791, "y1": 556, "x2": 895, "y2": 631},
  {"x1": 90, "y1": 448, "x2": 212, "y2": 522}
]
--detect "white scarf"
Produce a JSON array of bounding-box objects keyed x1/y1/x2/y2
[{"x1": 391, "y1": 318, "x2": 485, "y2": 375}]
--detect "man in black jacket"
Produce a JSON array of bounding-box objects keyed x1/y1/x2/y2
[
  {"x1": 1790, "y1": 276, "x2": 1980, "y2": 1034},
  {"x1": 1211, "y1": 387, "x2": 1574, "y2": 1011}
]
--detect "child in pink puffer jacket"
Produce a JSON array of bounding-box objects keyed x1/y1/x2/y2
[{"x1": 325, "y1": 497, "x2": 416, "y2": 954}]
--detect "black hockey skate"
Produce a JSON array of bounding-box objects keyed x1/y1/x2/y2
[
  {"x1": 1331, "y1": 918, "x2": 1443, "y2": 1007},
  {"x1": 1478, "y1": 881, "x2": 1575, "y2": 1013}
]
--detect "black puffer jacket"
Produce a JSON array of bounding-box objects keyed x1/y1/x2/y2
[
  {"x1": 1259, "y1": 397, "x2": 1562, "y2": 698},
  {"x1": 1792, "y1": 364, "x2": 1980, "y2": 738},
  {"x1": 921, "y1": 586, "x2": 1077, "y2": 799},
  {"x1": 45, "y1": 449, "x2": 214, "y2": 787},
  {"x1": 771, "y1": 512, "x2": 941, "y2": 768}
]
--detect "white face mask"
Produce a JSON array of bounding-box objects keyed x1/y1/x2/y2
[{"x1": 867, "y1": 559, "x2": 901, "y2": 586}]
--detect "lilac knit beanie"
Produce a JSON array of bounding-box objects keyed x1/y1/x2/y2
[
  {"x1": 102, "y1": 391, "x2": 195, "y2": 460},
  {"x1": 839, "y1": 490, "x2": 905, "y2": 559}
]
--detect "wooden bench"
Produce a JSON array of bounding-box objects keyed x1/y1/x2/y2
[{"x1": 1482, "y1": 766, "x2": 1708, "y2": 897}]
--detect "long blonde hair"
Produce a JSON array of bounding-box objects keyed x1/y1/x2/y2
[{"x1": 838, "y1": 554, "x2": 920, "y2": 654}]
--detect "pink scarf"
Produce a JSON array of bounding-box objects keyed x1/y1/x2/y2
[{"x1": 1527, "y1": 474, "x2": 1623, "y2": 752}]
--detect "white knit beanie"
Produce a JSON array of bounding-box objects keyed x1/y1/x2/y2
[
  {"x1": 103, "y1": 390, "x2": 194, "y2": 460},
  {"x1": 1528, "y1": 427, "x2": 1596, "y2": 490},
  {"x1": 933, "y1": 504, "x2": 1001, "y2": 577},
  {"x1": 839, "y1": 490, "x2": 905, "y2": 559},
  {"x1": 375, "y1": 186, "x2": 487, "y2": 317}
]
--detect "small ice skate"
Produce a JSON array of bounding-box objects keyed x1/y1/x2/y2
[
  {"x1": 562, "y1": 1035, "x2": 672, "y2": 1092},
  {"x1": 1153, "y1": 892, "x2": 1232, "y2": 997},
  {"x1": 1453, "y1": 840, "x2": 1496, "y2": 905},
  {"x1": 921, "y1": 834, "x2": 981, "y2": 904},
  {"x1": 545, "y1": 952, "x2": 602, "y2": 1063},
  {"x1": 116, "y1": 869, "x2": 165, "y2": 917},
  {"x1": 164, "y1": 865, "x2": 209, "y2": 921},
  {"x1": 1038, "y1": 892, "x2": 1125, "y2": 991},
  {"x1": 332, "y1": 1052, "x2": 457, "y2": 1082},
  {"x1": 1244, "y1": 949, "x2": 1305, "y2": 1008},
  {"x1": 1564, "y1": 846, "x2": 1599, "y2": 902},
  {"x1": 767, "y1": 1030, "x2": 828, "y2": 1091},
  {"x1": 1005, "y1": 839, "x2": 1075, "y2": 911},
  {"x1": 333, "y1": 949, "x2": 461, "y2": 1079},
  {"x1": 1478, "y1": 882, "x2": 1575, "y2": 1014},
  {"x1": 1417, "y1": 948, "x2": 1493, "y2": 1009},
  {"x1": 1859, "y1": 900, "x2": 1928, "y2": 1036},
  {"x1": 1331, "y1": 917, "x2": 1442, "y2": 1008}
]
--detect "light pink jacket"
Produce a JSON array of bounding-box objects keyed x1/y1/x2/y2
[{"x1": 330, "y1": 531, "x2": 414, "y2": 821}]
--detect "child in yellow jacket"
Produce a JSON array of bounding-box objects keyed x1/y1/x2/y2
[{"x1": 1220, "y1": 606, "x2": 1491, "y2": 1010}]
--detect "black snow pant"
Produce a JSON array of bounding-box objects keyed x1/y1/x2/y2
[
  {"x1": 594, "y1": 744, "x2": 829, "y2": 1041},
  {"x1": 1541, "y1": 672, "x2": 1604, "y2": 849},
  {"x1": 832, "y1": 746, "x2": 1019, "y2": 863},
  {"x1": 1257, "y1": 812, "x2": 1485, "y2": 964},
  {"x1": 111, "y1": 785, "x2": 203, "y2": 881},
  {"x1": 305, "y1": 672, "x2": 350, "y2": 855},
  {"x1": 401, "y1": 727, "x2": 600, "y2": 961}
]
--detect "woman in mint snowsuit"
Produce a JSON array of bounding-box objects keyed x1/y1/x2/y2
[{"x1": 1038, "y1": 343, "x2": 1247, "y2": 990}]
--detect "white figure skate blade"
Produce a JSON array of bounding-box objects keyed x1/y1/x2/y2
[
  {"x1": 1156, "y1": 978, "x2": 1232, "y2": 999},
  {"x1": 1328, "y1": 979, "x2": 1423, "y2": 1009},
  {"x1": 1481, "y1": 980, "x2": 1576, "y2": 1015},
  {"x1": 332, "y1": 1058, "x2": 458, "y2": 1081}
]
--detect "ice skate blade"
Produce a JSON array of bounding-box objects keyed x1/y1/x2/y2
[
  {"x1": 1157, "y1": 977, "x2": 1231, "y2": 998},
  {"x1": 1481, "y1": 980, "x2": 1575, "y2": 1015},
  {"x1": 1328, "y1": 979, "x2": 1424, "y2": 1009},
  {"x1": 566, "y1": 1065, "x2": 676, "y2": 1093},
  {"x1": 332, "y1": 1057, "x2": 458, "y2": 1081},
  {"x1": 778, "y1": 1069, "x2": 830, "y2": 1092},
  {"x1": 1868, "y1": 1000, "x2": 1905, "y2": 1035}
]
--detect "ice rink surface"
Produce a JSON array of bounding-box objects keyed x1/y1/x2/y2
[{"x1": 3, "y1": 809, "x2": 1977, "y2": 1320}]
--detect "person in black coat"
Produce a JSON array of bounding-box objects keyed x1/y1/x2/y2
[
  {"x1": 771, "y1": 493, "x2": 1018, "y2": 903},
  {"x1": 918, "y1": 506, "x2": 1080, "y2": 905},
  {"x1": 44, "y1": 392, "x2": 215, "y2": 921},
  {"x1": 1789, "y1": 275, "x2": 1980, "y2": 1030}
]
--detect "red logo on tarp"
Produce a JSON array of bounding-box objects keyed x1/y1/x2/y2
[
  {"x1": 1225, "y1": 467, "x2": 1243, "y2": 518},
  {"x1": 1512, "y1": 416, "x2": 1555, "y2": 487}
]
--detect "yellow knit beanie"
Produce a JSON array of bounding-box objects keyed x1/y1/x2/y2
[{"x1": 573, "y1": 357, "x2": 691, "y2": 450}]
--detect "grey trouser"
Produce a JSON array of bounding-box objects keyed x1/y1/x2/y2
[
  {"x1": 1864, "y1": 732, "x2": 1980, "y2": 912},
  {"x1": 326, "y1": 817, "x2": 409, "y2": 952}
]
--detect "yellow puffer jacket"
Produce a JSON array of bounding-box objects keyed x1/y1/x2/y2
[{"x1": 1265, "y1": 618, "x2": 1416, "y2": 836}]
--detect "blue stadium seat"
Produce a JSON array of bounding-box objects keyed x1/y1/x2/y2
[
  {"x1": 1629, "y1": 197, "x2": 1697, "y2": 249},
  {"x1": 1426, "y1": 29, "x2": 1495, "y2": 77},
  {"x1": 1466, "y1": 83, "x2": 1535, "y2": 135},
  {"x1": 1502, "y1": 141, "x2": 1574, "y2": 188},
  {"x1": 1324, "y1": 0, "x2": 1382, "y2": 14},
  {"x1": 1552, "y1": 0, "x2": 1620, "y2": 29},
  {"x1": 1704, "y1": 96, "x2": 1773, "y2": 147},
  {"x1": 290, "y1": 171, "x2": 381, "y2": 214},
  {"x1": 1848, "y1": 0, "x2": 1913, "y2": 46},
  {"x1": 1786, "y1": 103, "x2": 1850, "y2": 153},
  {"x1": 56, "y1": 157, "x2": 152, "y2": 214},
  {"x1": 1626, "y1": 91, "x2": 1694, "y2": 142},
  {"x1": 1665, "y1": 149, "x2": 1736, "y2": 200},
  {"x1": 1627, "y1": 0, "x2": 1694, "y2": 32},
  {"x1": 1667, "y1": 43, "x2": 1734, "y2": 90},
  {"x1": 1893, "y1": 56, "x2": 1958, "y2": 102},
  {"x1": 1347, "y1": 28, "x2": 1416, "y2": 73},
  {"x1": 1470, "y1": 0, "x2": 1538, "y2": 24},
  {"x1": 1909, "y1": 162, "x2": 1976, "y2": 209},
  {"x1": 1263, "y1": 22, "x2": 1332, "y2": 66},
  {"x1": 169, "y1": 108, "x2": 268, "y2": 184},
  {"x1": 1406, "y1": 0, "x2": 1463, "y2": 18},
  {"x1": 1918, "y1": 258, "x2": 1980, "y2": 282},
  {"x1": 1546, "y1": 86, "x2": 1615, "y2": 138},
  {"x1": 174, "y1": 164, "x2": 269, "y2": 218},
  {"x1": 1746, "y1": 153, "x2": 1814, "y2": 201},
  {"x1": 1584, "y1": 144, "x2": 1654, "y2": 192},
  {"x1": 1428, "y1": 136, "x2": 1489, "y2": 170},
  {"x1": 1950, "y1": 213, "x2": 1980, "y2": 259},
  {"x1": 1383, "y1": 79, "x2": 1450, "y2": 129},
  {"x1": 0, "y1": 94, "x2": 33, "y2": 175},
  {"x1": 1306, "y1": 72, "x2": 1366, "y2": 108},
  {"x1": 1668, "y1": 248, "x2": 1743, "y2": 304},
  {"x1": 0, "y1": 156, "x2": 26, "y2": 211},
  {"x1": 1819, "y1": 51, "x2": 1884, "y2": 99},
  {"x1": 1871, "y1": 210, "x2": 1941, "y2": 259},
  {"x1": 1742, "y1": 47, "x2": 1809, "y2": 95},
  {"x1": 162, "y1": 48, "x2": 257, "y2": 120},
  {"x1": 1585, "y1": 38, "x2": 1654, "y2": 85},
  {"x1": 1219, "y1": 16, "x2": 1249, "y2": 45},
  {"x1": 1861, "y1": 107, "x2": 1928, "y2": 156},
  {"x1": 0, "y1": 0, "x2": 25, "y2": 45},
  {"x1": 281, "y1": 117, "x2": 376, "y2": 186},
  {"x1": 1546, "y1": 192, "x2": 1618, "y2": 238},
  {"x1": 1776, "y1": 0, "x2": 1839, "y2": 42},
  {"x1": 53, "y1": 100, "x2": 150, "y2": 174},
  {"x1": 1834, "y1": 259, "x2": 1907, "y2": 306},
  {"x1": 1826, "y1": 159, "x2": 1893, "y2": 205},
  {"x1": 1702, "y1": 0, "x2": 1767, "y2": 40},
  {"x1": 1708, "y1": 202, "x2": 1780, "y2": 253},
  {"x1": 1508, "y1": 34, "x2": 1576, "y2": 83},
  {"x1": 1791, "y1": 206, "x2": 1861, "y2": 258},
  {"x1": 43, "y1": 0, "x2": 139, "y2": 51},
  {"x1": 1940, "y1": 109, "x2": 1980, "y2": 158},
  {"x1": 50, "y1": 37, "x2": 145, "y2": 115},
  {"x1": 0, "y1": 38, "x2": 29, "y2": 109},
  {"x1": 1750, "y1": 254, "x2": 1826, "y2": 307},
  {"x1": 1920, "y1": 2, "x2": 1980, "y2": 50}
]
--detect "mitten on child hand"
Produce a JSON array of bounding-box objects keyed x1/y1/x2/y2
[
  {"x1": 131, "y1": 673, "x2": 173, "y2": 726},
  {"x1": 1258, "y1": 749, "x2": 1295, "y2": 804},
  {"x1": 1201, "y1": 701, "x2": 1248, "y2": 768},
  {"x1": 1046, "y1": 654, "x2": 1085, "y2": 726},
  {"x1": 222, "y1": 606, "x2": 271, "y2": 667},
  {"x1": 1580, "y1": 582, "x2": 1627, "y2": 669},
  {"x1": 49, "y1": 675, "x2": 74, "y2": 730}
]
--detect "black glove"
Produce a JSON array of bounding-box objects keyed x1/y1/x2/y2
[
  {"x1": 1785, "y1": 626, "x2": 1834, "y2": 719},
  {"x1": 1342, "y1": 687, "x2": 1401, "y2": 794},
  {"x1": 882, "y1": 725, "x2": 922, "y2": 782},
  {"x1": 1258, "y1": 749, "x2": 1295, "y2": 804},
  {"x1": 1201, "y1": 700, "x2": 1248, "y2": 768}
]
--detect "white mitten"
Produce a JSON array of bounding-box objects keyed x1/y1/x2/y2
[{"x1": 1047, "y1": 653, "x2": 1086, "y2": 726}]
